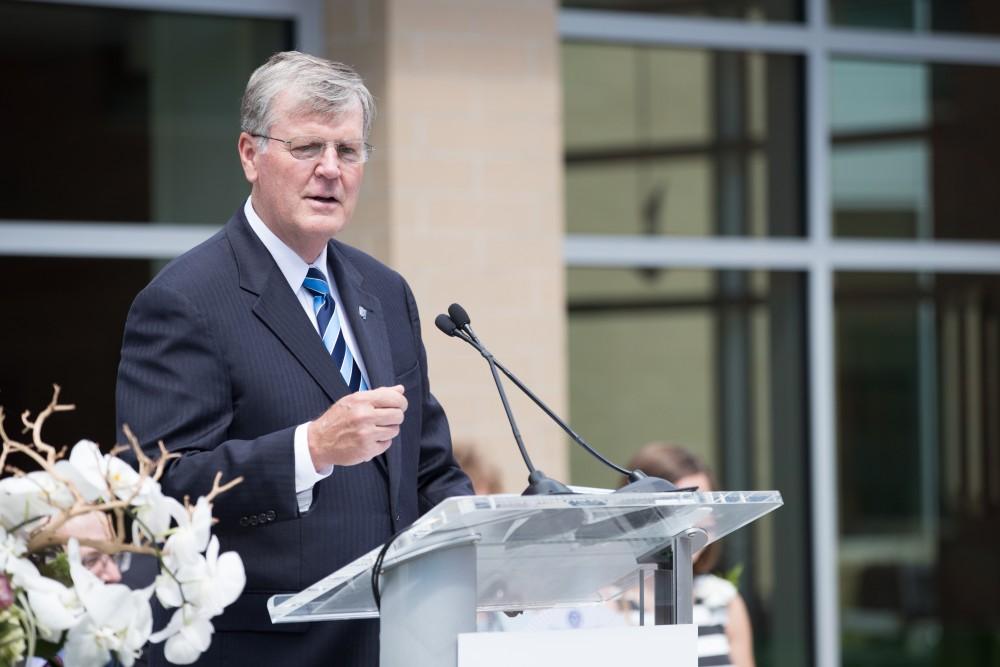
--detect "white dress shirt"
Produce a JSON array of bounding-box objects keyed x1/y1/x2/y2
[{"x1": 243, "y1": 197, "x2": 371, "y2": 513}]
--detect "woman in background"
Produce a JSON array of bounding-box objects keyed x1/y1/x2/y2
[{"x1": 625, "y1": 442, "x2": 756, "y2": 667}]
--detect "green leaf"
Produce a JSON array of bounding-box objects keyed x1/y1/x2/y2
[
  {"x1": 722, "y1": 562, "x2": 744, "y2": 587},
  {"x1": 36, "y1": 551, "x2": 72, "y2": 587}
]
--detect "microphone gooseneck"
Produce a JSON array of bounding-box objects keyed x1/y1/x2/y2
[
  {"x1": 438, "y1": 303, "x2": 679, "y2": 494},
  {"x1": 437, "y1": 309, "x2": 572, "y2": 496}
]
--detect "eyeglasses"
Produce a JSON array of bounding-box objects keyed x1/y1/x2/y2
[
  {"x1": 80, "y1": 549, "x2": 131, "y2": 573},
  {"x1": 253, "y1": 134, "x2": 373, "y2": 164}
]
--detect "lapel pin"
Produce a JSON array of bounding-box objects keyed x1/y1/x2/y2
[{"x1": 359, "y1": 306, "x2": 367, "y2": 320}]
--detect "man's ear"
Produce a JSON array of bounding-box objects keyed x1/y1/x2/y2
[{"x1": 238, "y1": 132, "x2": 260, "y2": 184}]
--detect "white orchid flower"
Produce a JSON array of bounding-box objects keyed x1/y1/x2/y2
[
  {"x1": 160, "y1": 497, "x2": 213, "y2": 569},
  {"x1": 149, "y1": 604, "x2": 214, "y2": 665},
  {"x1": 196, "y1": 536, "x2": 244, "y2": 616},
  {"x1": 0, "y1": 472, "x2": 71, "y2": 529},
  {"x1": 62, "y1": 539, "x2": 154, "y2": 667},
  {"x1": 26, "y1": 576, "x2": 85, "y2": 642},
  {"x1": 65, "y1": 440, "x2": 111, "y2": 500},
  {"x1": 0, "y1": 528, "x2": 28, "y2": 573},
  {"x1": 0, "y1": 528, "x2": 53, "y2": 597},
  {"x1": 67, "y1": 440, "x2": 146, "y2": 502},
  {"x1": 130, "y1": 481, "x2": 172, "y2": 543},
  {"x1": 156, "y1": 536, "x2": 244, "y2": 617}
]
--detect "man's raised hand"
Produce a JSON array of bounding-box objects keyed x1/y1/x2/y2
[{"x1": 307, "y1": 385, "x2": 407, "y2": 469}]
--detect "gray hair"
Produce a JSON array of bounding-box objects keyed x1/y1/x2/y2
[{"x1": 240, "y1": 51, "x2": 376, "y2": 143}]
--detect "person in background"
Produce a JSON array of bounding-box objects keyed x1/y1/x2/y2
[
  {"x1": 624, "y1": 442, "x2": 756, "y2": 667},
  {"x1": 452, "y1": 441, "x2": 504, "y2": 495},
  {"x1": 30, "y1": 512, "x2": 128, "y2": 667},
  {"x1": 56, "y1": 511, "x2": 127, "y2": 584}
]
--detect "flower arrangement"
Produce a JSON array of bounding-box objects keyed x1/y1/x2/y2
[{"x1": 0, "y1": 386, "x2": 246, "y2": 666}]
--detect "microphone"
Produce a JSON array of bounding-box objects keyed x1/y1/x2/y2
[
  {"x1": 434, "y1": 314, "x2": 458, "y2": 337},
  {"x1": 435, "y1": 309, "x2": 572, "y2": 496},
  {"x1": 438, "y1": 304, "x2": 679, "y2": 494},
  {"x1": 447, "y1": 303, "x2": 471, "y2": 329}
]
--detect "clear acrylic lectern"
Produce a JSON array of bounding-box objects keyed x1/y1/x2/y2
[{"x1": 268, "y1": 490, "x2": 782, "y2": 667}]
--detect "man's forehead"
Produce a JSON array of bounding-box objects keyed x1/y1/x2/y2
[{"x1": 273, "y1": 93, "x2": 363, "y2": 132}]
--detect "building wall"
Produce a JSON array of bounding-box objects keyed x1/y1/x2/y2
[{"x1": 327, "y1": 0, "x2": 568, "y2": 491}]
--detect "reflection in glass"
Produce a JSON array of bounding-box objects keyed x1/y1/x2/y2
[
  {"x1": 830, "y1": 0, "x2": 1000, "y2": 37},
  {"x1": 563, "y1": 44, "x2": 803, "y2": 237},
  {"x1": 0, "y1": 1, "x2": 292, "y2": 224},
  {"x1": 567, "y1": 267, "x2": 809, "y2": 667},
  {"x1": 831, "y1": 58, "x2": 1000, "y2": 240},
  {"x1": 836, "y1": 272, "x2": 1000, "y2": 666},
  {"x1": 563, "y1": 0, "x2": 801, "y2": 23}
]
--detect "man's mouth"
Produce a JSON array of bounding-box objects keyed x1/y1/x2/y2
[{"x1": 306, "y1": 195, "x2": 340, "y2": 205}]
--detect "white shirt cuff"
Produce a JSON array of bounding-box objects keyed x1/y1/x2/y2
[{"x1": 294, "y1": 422, "x2": 334, "y2": 512}]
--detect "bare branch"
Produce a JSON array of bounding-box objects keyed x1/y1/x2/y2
[
  {"x1": 28, "y1": 530, "x2": 159, "y2": 557},
  {"x1": 152, "y1": 441, "x2": 180, "y2": 482},
  {"x1": 121, "y1": 424, "x2": 152, "y2": 471},
  {"x1": 205, "y1": 472, "x2": 244, "y2": 504},
  {"x1": 18, "y1": 384, "x2": 76, "y2": 465}
]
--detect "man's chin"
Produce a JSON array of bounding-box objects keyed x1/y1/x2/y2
[{"x1": 300, "y1": 213, "x2": 349, "y2": 238}]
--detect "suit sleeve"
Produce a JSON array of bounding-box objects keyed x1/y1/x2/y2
[
  {"x1": 116, "y1": 281, "x2": 299, "y2": 525},
  {"x1": 402, "y1": 283, "x2": 474, "y2": 512}
]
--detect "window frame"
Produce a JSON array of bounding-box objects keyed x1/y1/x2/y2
[
  {"x1": 0, "y1": 0, "x2": 323, "y2": 258},
  {"x1": 560, "y1": 3, "x2": 1000, "y2": 667}
]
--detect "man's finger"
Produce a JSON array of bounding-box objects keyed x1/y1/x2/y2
[
  {"x1": 365, "y1": 386, "x2": 408, "y2": 410},
  {"x1": 371, "y1": 407, "x2": 405, "y2": 427}
]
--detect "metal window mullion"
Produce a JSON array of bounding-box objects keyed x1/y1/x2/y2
[
  {"x1": 26, "y1": 0, "x2": 314, "y2": 19},
  {"x1": 806, "y1": 0, "x2": 839, "y2": 664},
  {"x1": 826, "y1": 27, "x2": 1000, "y2": 66},
  {"x1": 23, "y1": 0, "x2": 325, "y2": 55},
  {"x1": 0, "y1": 223, "x2": 218, "y2": 259},
  {"x1": 564, "y1": 236, "x2": 1000, "y2": 274},
  {"x1": 560, "y1": 8, "x2": 1000, "y2": 68},
  {"x1": 560, "y1": 9, "x2": 813, "y2": 54}
]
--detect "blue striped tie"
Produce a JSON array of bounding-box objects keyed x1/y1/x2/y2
[{"x1": 303, "y1": 267, "x2": 367, "y2": 392}]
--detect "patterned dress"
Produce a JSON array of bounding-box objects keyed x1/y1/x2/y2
[{"x1": 692, "y1": 574, "x2": 737, "y2": 667}]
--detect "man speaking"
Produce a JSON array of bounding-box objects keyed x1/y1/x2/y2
[{"x1": 116, "y1": 51, "x2": 472, "y2": 665}]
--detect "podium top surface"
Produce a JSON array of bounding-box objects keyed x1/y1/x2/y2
[{"x1": 268, "y1": 489, "x2": 782, "y2": 624}]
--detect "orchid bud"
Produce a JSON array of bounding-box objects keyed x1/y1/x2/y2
[{"x1": 0, "y1": 574, "x2": 13, "y2": 610}]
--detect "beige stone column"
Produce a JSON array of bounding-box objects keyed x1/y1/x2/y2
[{"x1": 326, "y1": 0, "x2": 567, "y2": 491}]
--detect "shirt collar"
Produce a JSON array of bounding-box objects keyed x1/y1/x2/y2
[{"x1": 244, "y1": 197, "x2": 329, "y2": 292}]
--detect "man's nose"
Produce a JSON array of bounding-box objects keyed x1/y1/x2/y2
[
  {"x1": 314, "y1": 145, "x2": 342, "y2": 178},
  {"x1": 100, "y1": 559, "x2": 123, "y2": 584}
]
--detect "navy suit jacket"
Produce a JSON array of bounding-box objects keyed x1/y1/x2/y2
[{"x1": 116, "y1": 208, "x2": 472, "y2": 666}]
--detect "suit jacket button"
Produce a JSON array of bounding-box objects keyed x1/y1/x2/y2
[
  {"x1": 266, "y1": 510, "x2": 276, "y2": 522},
  {"x1": 258, "y1": 512, "x2": 268, "y2": 524},
  {"x1": 239, "y1": 516, "x2": 249, "y2": 527},
  {"x1": 249, "y1": 515, "x2": 258, "y2": 526}
]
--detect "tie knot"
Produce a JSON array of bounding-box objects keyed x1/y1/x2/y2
[{"x1": 303, "y1": 267, "x2": 330, "y2": 298}]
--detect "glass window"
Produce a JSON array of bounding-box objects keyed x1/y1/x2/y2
[
  {"x1": 836, "y1": 271, "x2": 1000, "y2": 667},
  {"x1": 831, "y1": 58, "x2": 1000, "y2": 241},
  {"x1": 564, "y1": 44, "x2": 804, "y2": 237},
  {"x1": 568, "y1": 267, "x2": 811, "y2": 667},
  {"x1": 0, "y1": 1, "x2": 292, "y2": 224},
  {"x1": 562, "y1": 0, "x2": 802, "y2": 23},
  {"x1": 830, "y1": 0, "x2": 1000, "y2": 37},
  {"x1": 0, "y1": 258, "x2": 158, "y2": 450}
]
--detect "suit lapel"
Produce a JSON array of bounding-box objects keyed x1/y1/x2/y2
[
  {"x1": 328, "y1": 242, "x2": 401, "y2": 509},
  {"x1": 226, "y1": 210, "x2": 349, "y2": 406}
]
